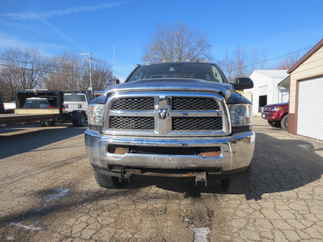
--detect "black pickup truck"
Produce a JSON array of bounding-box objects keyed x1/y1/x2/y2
[{"x1": 85, "y1": 62, "x2": 256, "y2": 189}]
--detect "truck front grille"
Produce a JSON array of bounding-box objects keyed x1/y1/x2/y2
[
  {"x1": 105, "y1": 93, "x2": 229, "y2": 136},
  {"x1": 172, "y1": 117, "x2": 223, "y2": 130},
  {"x1": 111, "y1": 97, "x2": 154, "y2": 110},
  {"x1": 109, "y1": 116, "x2": 154, "y2": 129},
  {"x1": 172, "y1": 97, "x2": 219, "y2": 110}
]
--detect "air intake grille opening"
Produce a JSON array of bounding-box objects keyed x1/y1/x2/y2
[
  {"x1": 172, "y1": 97, "x2": 219, "y2": 110},
  {"x1": 111, "y1": 97, "x2": 154, "y2": 110},
  {"x1": 109, "y1": 116, "x2": 154, "y2": 129},
  {"x1": 172, "y1": 117, "x2": 223, "y2": 130}
]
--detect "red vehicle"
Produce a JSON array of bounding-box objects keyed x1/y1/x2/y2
[{"x1": 262, "y1": 103, "x2": 289, "y2": 129}]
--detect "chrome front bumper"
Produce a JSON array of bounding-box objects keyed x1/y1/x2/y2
[
  {"x1": 85, "y1": 130, "x2": 255, "y2": 172},
  {"x1": 85, "y1": 129, "x2": 255, "y2": 171}
]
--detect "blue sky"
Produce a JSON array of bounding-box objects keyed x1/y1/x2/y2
[{"x1": 0, "y1": 0, "x2": 322, "y2": 79}]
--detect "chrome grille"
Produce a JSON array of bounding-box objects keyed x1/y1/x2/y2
[
  {"x1": 105, "y1": 92, "x2": 230, "y2": 137},
  {"x1": 109, "y1": 116, "x2": 154, "y2": 129},
  {"x1": 111, "y1": 97, "x2": 154, "y2": 110},
  {"x1": 172, "y1": 97, "x2": 219, "y2": 110},
  {"x1": 172, "y1": 117, "x2": 223, "y2": 130}
]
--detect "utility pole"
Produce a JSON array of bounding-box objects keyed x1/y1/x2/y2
[{"x1": 80, "y1": 52, "x2": 93, "y2": 95}]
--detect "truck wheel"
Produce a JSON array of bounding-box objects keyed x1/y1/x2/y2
[
  {"x1": 94, "y1": 171, "x2": 126, "y2": 189},
  {"x1": 72, "y1": 112, "x2": 87, "y2": 127},
  {"x1": 267, "y1": 121, "x2": 276, "y2": 127},
  {"x1": 80, "y1": 112, "x2": 87, "y2": 126},
  {"x1": 268, "y1": 121, "x2": 281, "y2": 128},
  {"x1": 280, "y1": 115, "x2": 288, "y2": 130}
]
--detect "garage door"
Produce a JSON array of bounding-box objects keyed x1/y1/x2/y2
[{"x1": 297, "y1": 76, "x2": 323, "y2": 140}]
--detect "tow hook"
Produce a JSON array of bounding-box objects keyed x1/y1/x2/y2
[{"x1": 194, "y1": 172, "x2": 207, "y2": 186}]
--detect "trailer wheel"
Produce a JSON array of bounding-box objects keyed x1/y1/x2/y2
[
  {"x1": 40, "y1": 121, "x2": 50, "y2": 127},
  {"x1": 41, "y1": 120, "x2": 56, "y2": 127}
]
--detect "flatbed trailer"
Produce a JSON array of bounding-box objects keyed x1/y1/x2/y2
[
  {"x1": 0, "y1": 113, "x2": 61, "y2": 125},
  {"x1": 0, "y1": 90, "x2": 64, "y2": 127}
]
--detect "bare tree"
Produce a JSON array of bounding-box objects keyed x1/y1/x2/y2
[
  {"x1": 250, "y1": 49, "x2": 268, "y2": 70},
  {"x1": 0, "y1": 48, "x2": 115, "y2": 100},
  {"x1": 44, "y1": 53, "x2": 113, "y2": 91},
  {"x1": 88, "y1": 59, "x2": 114, "y2": 90},
  {"x1": 219, "y1": 52, "x2": 234, "y2": 81},
  {"x1": 219, "y1": 48, "x2": 248, "y2": 81},
  {"x1": 0, "y1": 48, "x2": 48, "y2": 101},
  {"x1": 44, "y1": 53, "x2": 82, "y2": 90},
  {"x1": 143, "y1": 25, "x2": 212, "y2": 63},
  {"x1": 276, "y1": 55, "x2": 299, "y2": 70}
]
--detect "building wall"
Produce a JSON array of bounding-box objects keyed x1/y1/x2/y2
[
  {"x1": 288, "y1": 46, "x2": 323, "y2": 134},
  {"x1": 249, "y1": 71, "x2": 288, "y2": 115},
  {"x1": 250, "y1": 72, "x2": 271, "y2": 114}
]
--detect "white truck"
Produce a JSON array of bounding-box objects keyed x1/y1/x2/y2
[{"x1": 63, "y1": 92, "x2": 89, "y2": 126}]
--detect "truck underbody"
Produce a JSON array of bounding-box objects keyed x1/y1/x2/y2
[{"x1": 86, "y1": 129, "x2": 255, "y2": 186}]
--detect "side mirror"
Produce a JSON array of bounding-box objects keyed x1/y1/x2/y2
[{"x1": 233, "y1": 77, "x2": 254, "y2": 90}]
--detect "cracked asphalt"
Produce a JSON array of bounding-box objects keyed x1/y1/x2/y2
[{"x1": 1, "y1": 118, "x2": 323, "y2": 242}]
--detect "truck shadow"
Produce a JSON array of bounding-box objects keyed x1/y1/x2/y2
[
  {"x1": 0, "y1": 127, "x2": 85, "y2": 159},
  {"x1": 1, "y1": 133, "x2": 322, "y2": 228},
  {"x1": 131, "y1": 132, "x2": 323, "y2": 200}
]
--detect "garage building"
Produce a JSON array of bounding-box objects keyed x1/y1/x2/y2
[
  {"x1": 249, "y1": 70, "x2": 289, "y2": 115},
  {"x1": 288, "y1": 38, "x2": 323, "y2": 140}
]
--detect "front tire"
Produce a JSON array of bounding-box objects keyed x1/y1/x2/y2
[
  {"x1": 72, "y1": 112, "x2": 87, "y2": 127},
  {"x1": 268, "y1": 121, "x2": 275, "y2": 127},
  {"x1": 268, "y1": 120, "x2": 281, "y2": 128},
  {"x1": 94, "y1": 170, "x2": 127, "y2": 189},
  {"x1": 280, "y1": 114, "x2": 288, "y2": 130}
]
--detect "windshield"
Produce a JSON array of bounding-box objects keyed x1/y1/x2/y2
[
  {"x1": 64, "y1": 94, "x2": 86, "y2": 102},
  {"x1": 23, "y1": 99, "x2": 49, "y2": 108},
  {"x1": 127, "y1": 63, "x2": 225, "y2": 83}
]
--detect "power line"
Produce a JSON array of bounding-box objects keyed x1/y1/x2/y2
[
  {"x1": 222, "y1": 44, "x2": 313, "y2": 73},
  {"x1": 241, "y1": 46, "x2": 311, "y2": 72}
]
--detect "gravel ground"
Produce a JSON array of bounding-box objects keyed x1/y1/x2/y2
[{"x1": 1, "y1": 119, "x2": 323, "y2": 242}]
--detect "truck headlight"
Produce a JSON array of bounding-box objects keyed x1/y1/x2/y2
[
  {"x1": 87, "y1": 104, "x2": 105, "y2": 127},
  {"x1": 272, "y1": 106, "x2": 281, "y2": 111},
  {"x1": 229, "y1": 104, "x2": 252, "y2": 126}
]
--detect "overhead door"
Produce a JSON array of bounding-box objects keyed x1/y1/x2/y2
[{"x1": 297, "y1": 76, "x2": 323, "y2": 140}]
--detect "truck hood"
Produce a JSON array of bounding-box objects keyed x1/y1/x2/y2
[
  {"x1": 265, "y1": 103, "x2": 288, "y2": 108},
  {"x1": 107, "y1": 78, "x2": 233, "y2": 98}
]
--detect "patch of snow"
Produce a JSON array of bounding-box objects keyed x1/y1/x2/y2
[
  {"x1": 10, "y1": 222, "x2": 42, "y2": 231},
  {"x1": 44, "y1": 188, "x2": 70, "y2": 201},
  {"x1": 192, "y1": 227, "x2": 210, "y2": 242}
]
